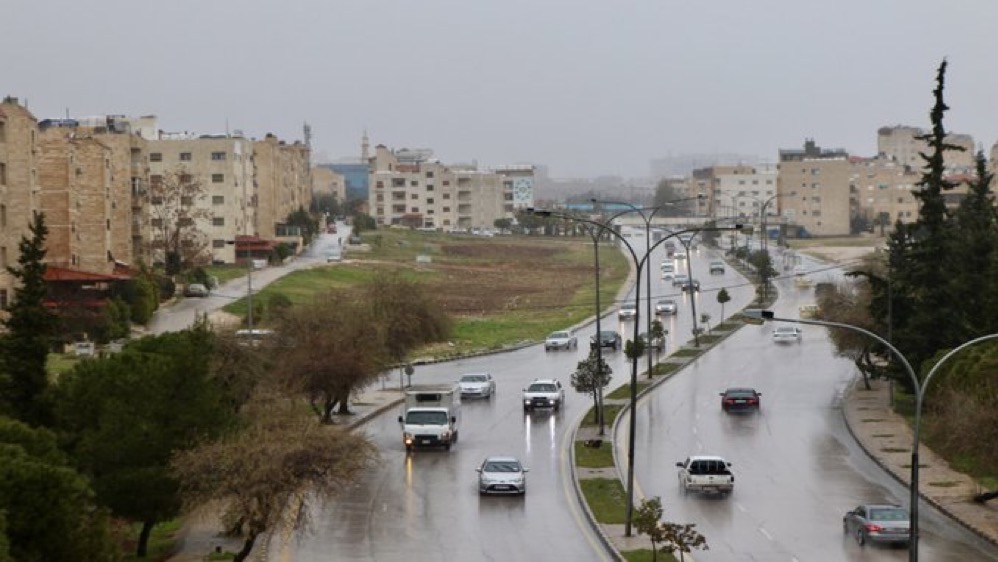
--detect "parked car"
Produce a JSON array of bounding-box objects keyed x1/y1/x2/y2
[
  {"x1": 772, "y1": 325, "x2": 803, "y2": 344},
  {"x1": 843, "y1": 504, "x2": 910, "y2": 546},
  {"x1": 719, "y1": 387, "x2": 761, "y2": 413},
  {"x1": 544, "y1": 330, "x2": 578, "y2": 351},
  {"x1": 709, "y1": 261, "x2": 725, "y2": 275},
  {"x1": 638, "y1": 332, "x2": 665, "y2": 352},
  {"x1": 618, "y1": 302, "x2": 638, "y2": 320},
  {"x1": 654, "y1": 299, "x2": 678, "y2": 315},
  {"x1": 458, "y1": 373, "x2": 496, "y2": 399},
  {"x1": 680, "y1": 279, "x2": 701, "y2": 293},
  {"x1": 476, "y1": 456, "x2": 528, "y2": 495},
  {"x1": 522, "y1": 379, "x2": 565, "y2": 412},
  {"x1": 326, "y1": 250, "x2": 343, "y2": 262},
  {"x1": 590, "y1": 330, "x2": 622, "y2": 351},
  {"x1": 184, "y1": 283, "x2": 209, "y2": 297}
]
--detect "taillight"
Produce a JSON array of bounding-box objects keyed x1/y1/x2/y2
[{"x1": 865, "y1": 523, "x2": 883, "y2": 533}]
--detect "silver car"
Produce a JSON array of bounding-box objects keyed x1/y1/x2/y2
[
  {"x1": 476, "y1": 456, "x2": 528, "y2": 495},
  {"x1": 843, "y1": 504, "x2": 910, "y2": 546},
  {"x1": 655, "y1": 299, "x2": 678, "y2": 315},
  {"x1": 544, "y1": 330, "x2": 578, "y2": 351},
  {"x1": 458, "y1": 373, "x2": 495, "y2": 399}
]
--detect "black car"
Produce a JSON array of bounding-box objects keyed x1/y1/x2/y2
[
  {"x1": 719, "y1": 387, "x2": 761, "y2": 413},
  {"x1": 590, "y1": 330, "x2": 622, "y2": 351},
  {"x1": 680, "y1": 279, "x2": 701, "y2": 292}
]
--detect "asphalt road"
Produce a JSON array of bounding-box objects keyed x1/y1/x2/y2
[
  {"x1": 266, "y1": 237, "x2": 760, "y2": 561},
  {"x1": 623, "y1": 255, "x2": 998, "y2": 561}
]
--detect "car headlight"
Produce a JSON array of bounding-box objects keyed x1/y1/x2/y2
[
  {"x1": 523, "y1": 398, "x2": 531, "y2": 404},
  {"x1": 440, "y1": 431, "x2": 450, "y2": 440}
]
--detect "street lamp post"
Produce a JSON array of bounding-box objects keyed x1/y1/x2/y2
[
  {"x1": 227, "y1": 239, "x2": 255, "y2": 333},
  {"x1": 530, "y1": 207, "x2": 739, "y2": 537},
  {"x1": 748, "y1": 310, "x2": 998, "y2": 561},
  {"x1": 579, "y1": 223, "x2": 608, "y2": 435}
]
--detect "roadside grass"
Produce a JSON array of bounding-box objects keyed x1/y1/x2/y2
[
  {"x1": 651, "y1": 363, "x2": 680, "y2": 377},
  {"x1": 578, "y1": 478, "x2": 628, "y2": 524},
  {"x1": 606, "y1": 382, "x2": 650, "y2": 400},
  {"x1": 671, "y1": 348, "x2": 703, "y2": 358},
  {"x1": 204, "y1": 265, "x2": 252, "y2": 286},
  {"x1": 786, "y1": 236, "x2": 884, "y2": 249},
  {"x1": 579, "y1": 404, "x2": 624, "y2": 428},
  {"x1": 120, "y1": 519, "x2": 183, "y2": 562},
  {"x1": 47, "y1": 353, "x2": 81, "y2": 379},
  {"x1": 622, "y1": 549, "x2": 679, "y2": 562},
  {"x1": 574, "y1": 441, "x2": 614, "y2": 468}
]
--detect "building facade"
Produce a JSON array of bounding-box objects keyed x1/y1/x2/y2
[
  {"x1": 849, "y1": 155, "x2": 921, "y2": 233},
  {"x1": 877, "y1": 125, "x2": 975, "y2": 171},
  {"x1": 778, "y1": 140, "x2": 852, "y2": 237},
  {"x1": 252, "y1": 134, "x2": 312, "y2": 243},
  {"x1": 0, "y1": 97, "x2": 42, "y2": 311}
]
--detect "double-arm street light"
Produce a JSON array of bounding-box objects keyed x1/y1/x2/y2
[
  {"x1": 746, "y1": 310, "x2": 998, "y2": 561},
  {"x1": 529, "y1": 207, "x2": 740, "y2": 537},
  {"x1": 578, "y1": 223, "x2": 609, "y2": 435}
]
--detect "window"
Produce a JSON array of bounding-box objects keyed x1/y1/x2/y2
[
  {"x1": 213, "y1": 239, "x2": 226, "y2": 248},
  {"x1": 212, "y1": 195, "x2": 224, "y2": 205},
  {"x1": 106, "y1": 219, "x2": 111, "y2": 231},
  {"x1": 150, "y1": 152, "x2": 162, "y2": 162},
  {"x1": 427, "y1": 198, "x2": 434, "y2": 205},
  {"x1": 0, "y1": 289, "x2": 7, "y2": 310},
  {"x1": 443, "y1": 193, "x2": 451, "y2": 200},
  {"x1": 0, "y1": 163, "x2": 5, "y2": 185},
  {"x1": 180, "y1": 174, "x2": 193, "y2": 184},
  {"x1": 212, "y1": 217, "x2": 225, "y2": 226},
  {"x1": 411, "y1": 207, "x2": 419, "y2": 213},
  {"x1": 426, "y1": 184, "x2": 434, "y2": 191},
  {"x1": 1, "y1": 204, "x2": 5, "y2": 227},
  {"x1": 150, "y1": 174, "x2": 163, "y2": 188},
  {"x1": 443, "y1": 180, "x2": 450, "y2": 186},
  {"x1": 411, "y1": 193, "x2": 418, "y2": 200},
  {"x1": 150, "y1": 196, "x2": 163, "y2": 205},
  {"x1": 376, "y1": 180, "x2": 384, "y2": 188},
  {"x1": 211, "y1": 152, "x2": 226, "y2": 161},
  {"x1": 179, "y1": 218, "x2": 193, "y2": 226},
  {"x1": 811, "y1": 210, "x2": 821, "y2": 217},
  {"x1": 426, "y1": 171, "x2": 434, "y2": 178},
  {"x1": 443, "y1": 207, "x2": 450, "y2": 213},
  {"x1": 180, "y1": 152, "x2": 192, "y2": 161},
  {"x1": 212, "y1": 174, "x2": 224, "y2": 183},
  {"x1": 410, "y1": 180, "x2": 418, "y2": 187},
  {"x1": 151, "y1": 218, "x2": 163, "y2": 227},
  {"x1": 392, "y1": 178, "x2": 405, "y2": 187},
  {"x1": 0, "y1": 121, "x2": 5, "y2": 142}
]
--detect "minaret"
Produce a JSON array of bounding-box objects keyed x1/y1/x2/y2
[{"x1": 361, "y1": 130, "x2": 370, "y2": 162}]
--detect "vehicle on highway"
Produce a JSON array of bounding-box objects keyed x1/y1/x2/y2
[
  {"x1": 457, "y1": 373, "x2": 495, "y2": 399},
  {"x1": 654, "y1": 299, "x2": 678, "y2": 315},
  {"x1": 184, "y1": 283, "x2": 210, "y2": 297},
  {"x1": 544, "y1": 330, "x2": 577, "y2": 351},
  {"x1": 843, "y1": 504, "x2": 910, "y2": 547},
  {"x1": 590, "y1": 330, "x2": 622, "y2": 351},
  {"x1": 772, "y1": 325, "x2": 803, "y2": 344},
  {"x1": 476, "y1": 456, "x2": 528, "y2": 495},
  {"x1": 674, "y1": 251, "x2": 688, "y2": 261},
  {"x1": 676, "y1": 455, "x2": 734, "y2": 496},
  {"x1": 661, "y1": 262, "x2": 676, "y2": 280},
  {"x1": 522, "y1": 379, "x2": 565, "y2": 412},
  {"x1": 680, "y1": 279, "x2": 701, "y2": 293},
  {"x1": 618, "y1": 301, "x2": 638, "y2": 320},
  {"x1": 709, "y1": 260, "x2": 725, "y2": 275},
  {"x1": 719, "y1": 387, "x2": 761, "y2": 413},
  {"x1": 326, "y1": 249, "x2": 343, "y2": 262},
  {"x1": 637, "y1": 332, "x2": 664, "y2": 352},
  {"x1": 672, "y1": 274, "x2": 689, "y2": 287},
  {"x1": 398, "y1": 384, "x2": 461, "y2": 451}
]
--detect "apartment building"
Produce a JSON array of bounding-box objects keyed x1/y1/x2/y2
[
  {"x1": 0, "y1": 97, "x2": 42, "y2": 310},
  {"x1": 877, "y1": 125, "x2": 975, "y2": 171},
  {"x1": 701, "y1": 165, "x2": 777, "y2": 221},
  {"x1": 850, "y1": 155, "x2": 921, "y2": 233},
  {"x1": 253, "y1": 134, "x2": 312, "y2": 242},
  {"x1": 491, "y1": 164, "x2": 535, "y2": 213},
  {"x1": 778, "y1": 140, "x2": 852, "y2": 237},
  {"x1": 147, "y1": 134, "x2": 255, "y2": 265},
  {"x1": 369, "y1": 145, "x2": 527, "y2": 230},
  {"x1": 312, "y1": 165, "x2": 346, "y2": 202}
]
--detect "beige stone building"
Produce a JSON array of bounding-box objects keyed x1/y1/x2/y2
[
  {"x1": 312, "y1": 165, "x2": 346, "y2": 202},
  {"x1": 147, "y1": 134, "x2": 255, "y2": 265},
  {"x1": 369, "y1": 145, "x2": 529, "y2": 230},
  {"x1": 850, "y1": 156, "x2": 921, "y2": 233},
  {"x1": 252, "y1": 135, "x2": 312, "y2": 243},
  {"x1": 877, "y1": 125, "x2": 975, "y2": 171},
  {"x1": 703, "y1": 165, "x2": 777, "y2": 223},
  {"x1": 0, "y1": 97, "x2": 42, "y2": 310},
  {"x1": 778, "y1": 140, "x2": 852, "y2": 237}
]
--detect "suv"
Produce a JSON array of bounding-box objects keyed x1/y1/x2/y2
[
  {"x1": 709, "y1": 261, "x2": 725, "y2": 275},
  {"x1": 590, "y1": 330, "x2": 622, "y2": 351},
  {"x1": 522, "y1": 379, "x2": 565, "y2": 412}
]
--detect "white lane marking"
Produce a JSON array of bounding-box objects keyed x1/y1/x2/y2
[
  {"x1": 735, "y1": 502, "x2": 747, "y2": 513},
  {"x1": 758, "y1": 527, "x2": 774, "y2": 541}
]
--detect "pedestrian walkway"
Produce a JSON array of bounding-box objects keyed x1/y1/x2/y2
[
  {"x1": 842, "y1": 377, "x2": 998, "y2": 547},
  {"x1": 166, "y1": 388, "x2": 405, "y2": 562}
]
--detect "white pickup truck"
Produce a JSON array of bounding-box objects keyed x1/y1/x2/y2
[{"x1": 676, "y1": 455, "x2": 734, "y2": 496}]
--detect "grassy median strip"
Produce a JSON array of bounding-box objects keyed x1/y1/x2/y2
[
  {"x1": 622, "y1": 549, "x2": 679, "y2": 562},
  {"x1": 580, "y1": 404, "x2": 624, "y2": 427},
  {"x1": 606, "y1": 382, "x2": 650, "y2": 400},
  {"x1": 574, "y1": 441, "x2": 614, "y2": 468},
  {"x1": 579, "y1": 478, "x2": 628, "y2": 524}
]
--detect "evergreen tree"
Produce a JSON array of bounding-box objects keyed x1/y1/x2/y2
[
  {"x1": 949, "y1": 150, "x2": 997, "y2": 337},
  {"x1": 0, "y1": 213, "x2": 57, "y2": 426}
]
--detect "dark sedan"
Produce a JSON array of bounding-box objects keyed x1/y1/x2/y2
[
  {"x1": 719, "y1": 387, "x2": 761, "y2": 413},
  {"x1": 590, "y1": 330, "x2": 621, "y2": 351},
  {"x1": 843, "y1": 504, "x2": 910, "y2": 547}
]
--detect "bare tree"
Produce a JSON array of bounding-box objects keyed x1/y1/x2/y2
[
  {"x1": 146, "y1": 167, "x2": 213, "y2": 274},
  {"x1": 170, "y1": 395, "x2": 377, "y2": 562},
  {"x1": 633, "y1": 496, "x2": 708, "y2": 562}
]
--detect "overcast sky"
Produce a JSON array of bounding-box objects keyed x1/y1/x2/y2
[{"x1": 6, "y1": 1, "x2": 998, "y2": 179}]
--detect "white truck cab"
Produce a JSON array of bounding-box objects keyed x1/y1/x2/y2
[{"x1": 398, "y1": 383, "x2": 461, "y2": 451}]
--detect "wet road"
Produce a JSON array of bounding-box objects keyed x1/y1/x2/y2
[
  {"x1": 269, "y1": 237, "x2": 760, "y2": 561},
  {"x1": 624, "y1": 254, "x2": 998, "y2": 561}
]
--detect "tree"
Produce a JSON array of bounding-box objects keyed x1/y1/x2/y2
[
  {"x1": 170, "y1": 397, "x2": 377, "y2": 562},
  {"x1": 146, "y1": 168, "x2": 212, "y2": 274},
  {"x1": 493, "y1": 217, "x2": 513, "y2": 232},
  {"x1": 716, "y1": 288, "x2": 731, "y2": 320},
  {"x1": 633, "y1": 496, "x2": 708, "y2": 562},
  {"x1": 364, "y1": 272, "x2": 451, "y2": 374},
  {"x1": 284, "y1": 206, "x2": 319, "y2": 245},
  {"x1": 0, "y1": 416, "x2": 121, "y2": 562},
  {"x1": 653, "y1": 179, "x2": 693, "y2": 216},
  {"x1": 570, "y1": 349, "x2": 612, "y2": 425},
  {"x1": 0, "y1": 212, "x2": 57, "y2": 427},
  {"x1": 53, "y1": 324, "x2": 241, "y2": 558},
  {"x1": 747, "y1": 250, "x2": 777, "y2": 301}
]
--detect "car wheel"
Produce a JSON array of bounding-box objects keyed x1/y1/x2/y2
[
  {"x1": 842, "y1": 519, "x2": 849, "y2": 535},
  {"x1": 444, "y1": 442, "x2": 451, "y2": 451},
  {"x1": 857, "y1": 530, "x2": 866, "y2": 546}
]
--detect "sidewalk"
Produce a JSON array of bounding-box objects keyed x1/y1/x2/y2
[
  {"x1": 842, "y1": 377, "x2": 998, "y2": 547},
  {"x1": 166, "y1": 388, "x2": 405, "y2": 562}
]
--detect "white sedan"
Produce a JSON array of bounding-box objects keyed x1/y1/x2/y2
[
  {"x1": 772, "y1": 326, "x2": 803, "y2": 344},
  {"x1": 544, "y1": 330, "x2": 578, "y2": 351},
  {"x1": 458, "y1": 373, "x2": 496, "y2": 398}
]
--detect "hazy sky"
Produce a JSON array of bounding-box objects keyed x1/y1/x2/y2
[{"x1": 6, "y1": 1, "x2": 997, "y2": 178}]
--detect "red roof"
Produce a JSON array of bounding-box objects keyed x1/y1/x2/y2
[{"x1": 43, "y1": 266, "x2": 131, "y2": 282}]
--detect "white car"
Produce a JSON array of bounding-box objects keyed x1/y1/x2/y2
[
  {"x1": 772, "y1": 326, "x2": 803, "y2": 344},
  {"x1": 476, "y1": 456, "x2": 528, "y2": 495},
  {"x1": 458, "y1": 373, "x2": 496, "y2": 398},
  {"x1": 654, "y1": 299, "x2": 678, "y2": 315},
  {"x1": 522, "y1": 379, "x2": 565, "y2": 412},
  {"x1": 544, "y1": 330, "x2": 578, "y2": 351},
  {"x1": 618, "y1": 302, "x2": 638, "y2": 320}
]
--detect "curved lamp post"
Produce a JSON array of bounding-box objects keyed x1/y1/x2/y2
[
  {"x1": 746, "y1": 309, "x2": 998, "y2": 562},
  {"x1": 530, "y1": 207, "x2": 740, "y2": 537}
]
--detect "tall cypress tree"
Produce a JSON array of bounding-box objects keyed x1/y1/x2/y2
[
  {"x1": 949, "y1": 150, "x2": 997, "y2": 338},
  {"x1": 0, "y1": 212, "x2": 57, "y2": 426}
]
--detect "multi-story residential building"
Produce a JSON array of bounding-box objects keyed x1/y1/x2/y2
[
  {"x1": 312, "y1": 165, "x2": 346, "y2": 202},
  {"x1": 850, "y1": 155, "x2": 921, "y2": 233},
  {"x1": 701, "y1": 165, "x2": 777, "y2": 222},
  {"x1": 252, "y1": 134, "x2": 312, "y2": 243},
  {"x1": 778, "y1": 139, "x2": 852, "y2": 237},
  {"x1": 147, "y1": 133, "x2": 255, "y2": 265},
  {"x1": 491, "y1": 164, "x2": 535, "y2": 213},
  {"x1": 877, "y1": 125, "x2": 975, "y2": 171},
  {"x1": 0, "y1": 97, "x2": 42, "y2": 311},
  {"x1": 369, "y1": 145, "x2": 530, "y2": 231}
]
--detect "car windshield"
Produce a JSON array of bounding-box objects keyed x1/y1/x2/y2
[
  {"x1": 483, "y1": 461, "x2": 521, "y2": 473},
  {"x1": 725, "y1": 389, "x2": 756, "y2": 398},
  {"x1": 776, "y1": 327, "x2": 797, "y2": 334},
  {"x1": 461, "y1": 375, "x2": 487, "y2": 383},
  {"x1": 600, "y1": 331, "x2": 616, "y2": 338},
  {"x1": 869, "y1": 508, "x2": 908, "y2": 521},
  {"x1": 405, "y1": 411, "x2": 448, "y2": 425},
  {"x1": 549, "y1": 332, "x2": 569, "y2": 339},
  {"x1": 528, "y1": 383, "x2": 557, "y2": 392},
  {"x1": 621, "y1": 304, "x2": 636, "y2": 310}
]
